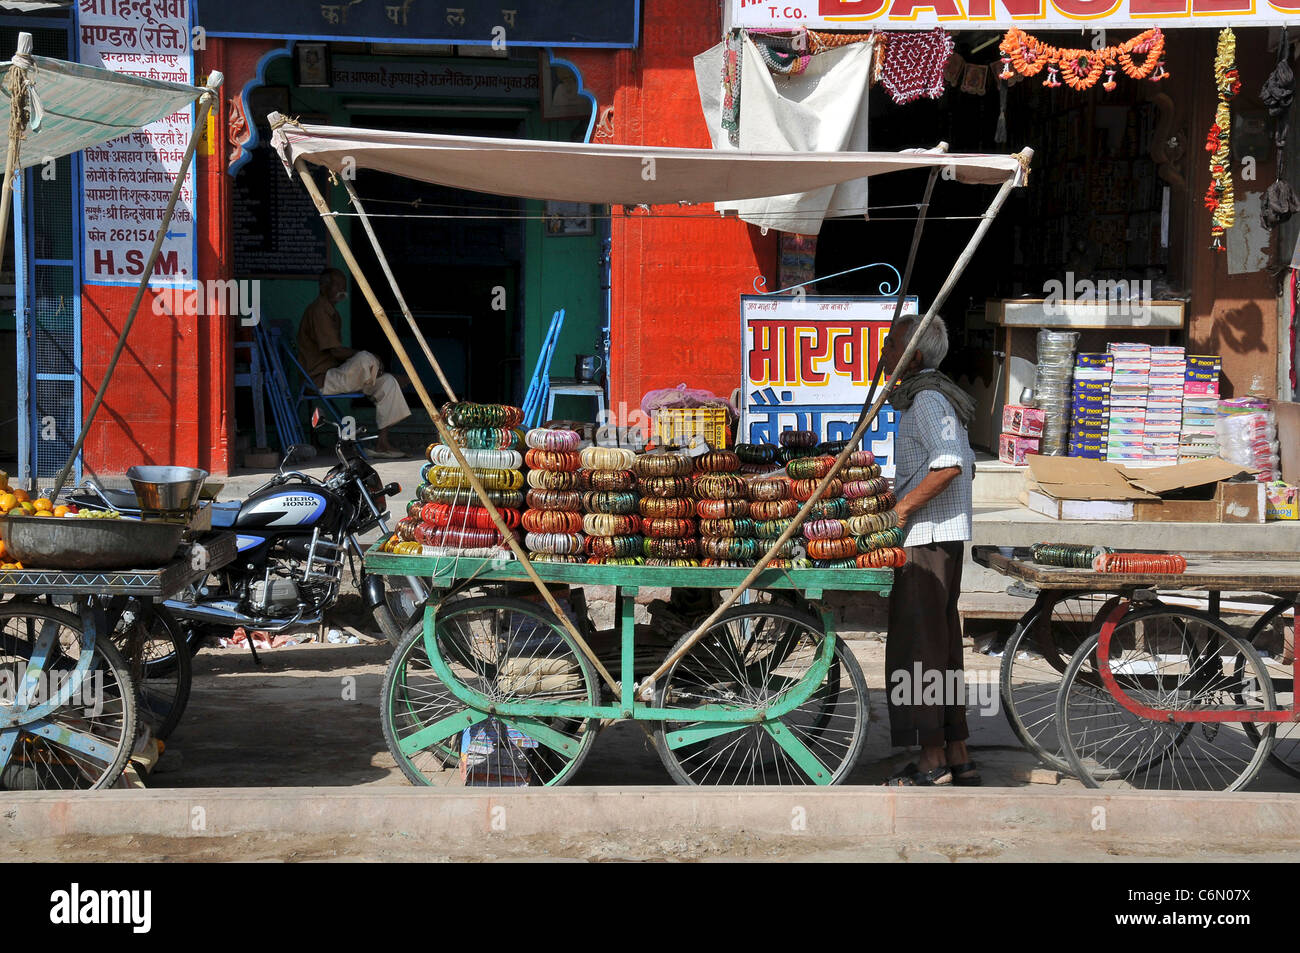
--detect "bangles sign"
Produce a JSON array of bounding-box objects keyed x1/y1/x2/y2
[
  {"x1": 731, "y1": 0, "x2": 1300, "y2": 31},
  {"x1": 740, "y1": 294, "x2": 918, "y2": 478}
]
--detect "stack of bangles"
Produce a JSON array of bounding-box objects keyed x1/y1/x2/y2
[
  {"x1": 695, "y1": 450, "x2": 753, "y2": 565},
  {"x1": 421, "y1": 502, "x2": 521, "y2": 530},
  {"x1": 779, "y1": 430, "x2": 819, "y2": 464},
  {"x1": 447, "y1": 427, "x2": 524, "y2": 451},
  {"x1": 416, "y1": 484, "x2": 525, "y2": 509},
  {"x1": 428, "y1": 445, "x2": 523, "y2": 470},
  {"x1": 632, "y1": 452, "x2": 694, "y2": 477},
  {"x1": 847, "y1": 491, "x2": 896, "y2": 516},
  {"x1": 423, "y1": 465, "x2": 524, "y2": 491},
  {"x1": 1092, "y1": 552, "x2": 1187, "y2": 574},
  {"x1": 579, "y1": 468, "x2": 636, "y2": 492},
  {"x1": 444, "y1": 402, "x2": 524, "y2": 430},
  {"x1": 585, "y1": 534, "x2": 644, "y2": 558},
  {"x1": 582, "y1": 490, "x2": 638, "y2": 515},
  {"x1": 643, "y1": 536, "x2": 699, "y2": 558},
  {"x1": 746, "y1": 477, "x2": 789, "y2": 502},
  {"x1": 791, "y1": 477, "x2": 842, "y2": 502},
  {"x1": 735, "y1": 442, "x2": 779, "y2": 473},
  {"x1": 786, "y1": 455, "x2": 837, "y2": 481},
  {"x1": 639, "y1": 496, "x2": 693, "y2": 519},
  {"x1": 856, "y1": 527, "x2": 905, "y2": 553},
  {"x1": 816, "y1": 550, "x2": 907, "y2": 569},
  {"x1": 842, "y1": 477, "x2": 889, "y2": 499},
  {"x1": 587, "y1": 556, "x2": 645, "y2": 566},
  {"x1": 520, "y1": 428, "x2": 586, "y2": 557},
  {"x1": 579, "y1": 446, "x2": 641, "y2": 561},
  {"x1": 645, "y1": 557, "x2": 701, "y2": 567}
]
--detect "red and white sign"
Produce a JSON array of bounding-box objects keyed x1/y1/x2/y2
[
  {"x1": 731, "y1": 0, "x2": 1300, "y2": 31},
  {"x1": 78, "y1": 0, "x2": 196, "y2": 287}
]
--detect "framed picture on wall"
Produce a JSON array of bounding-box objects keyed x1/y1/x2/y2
[
  {"x1": 545, "y1": 201, "x2": 593, "y2": 236},
  {"x1": 538, "y1": 53, "x2": 590, "y2": 120},
  {"x1": 296, "y1": 43, "x2": 331, "y2": 88}
]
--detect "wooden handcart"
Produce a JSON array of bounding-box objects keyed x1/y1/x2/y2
[
  {"x1": 364, "y1": 550, "x2": 890, "y2": 786},
  {"x1": 975, "y1": 545, "x2": 1300, "y2": 792},
  {"x1": 0, "y1": 532, "x2": 235, "y2": 791}
]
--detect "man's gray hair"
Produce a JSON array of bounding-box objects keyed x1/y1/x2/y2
[{"x1": 892, "y1": 315, "x2": 949, "y2": 369}]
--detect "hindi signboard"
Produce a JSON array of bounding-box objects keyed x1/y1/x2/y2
[
  {"x1": 730, "y1": 0, "x2": 1300, "y2": 31},
  {"x1": 78, "y1": 0, "x2": 196, "y2": 288},
  {"x1": 741, "y1": 294, "x2": 917, "y2": 477},
  {"x1": 194, "y1": 0, "x2": 640, "y2": 47}
]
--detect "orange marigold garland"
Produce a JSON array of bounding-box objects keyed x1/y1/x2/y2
[
  {"x1": 999, "y1": 27, "x2": 1167, "y2": 92},
  {"x1": 1205, "y1": 28, "x2": 1239, "y2": 252}
]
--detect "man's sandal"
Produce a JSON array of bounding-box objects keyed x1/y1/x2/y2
[
  {"x1": 948, "y1": 761, "x2": 982, "y2": 786},
  {"x1": 883, "y1": 762, "x2": 953, "y2": 786}
]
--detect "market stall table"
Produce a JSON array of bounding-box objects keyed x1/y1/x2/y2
[
  {"x1": 364, "y1": 549, "x2": 890, "y2": 786},
  {"x1": 0, "y1": 532, "x2": 235, "y2": 791},
  {"x1": 974, "y1": 544, "x2": 1299, "y2": 792}
]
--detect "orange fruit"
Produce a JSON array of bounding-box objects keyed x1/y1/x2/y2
[
  {"x1": 18, "y1": 501, "x2": 35, "y2": 515},
  {"x1": 0, "y1": 494, "x2": 15, "y2": 513},
  {"x1": 53, "y1": 505, "x2": 69, "y2": 518},
  {"x1": 34, "y1": 498, "x2": 52, "y2": 512},
  {"x1": 12, "y1": 489, "x2": 29, "y2": 503},
  {"x1": 0, "y1": 541, "x2": 6, "y2": 559},
  {"x1": 33, "y1": 510, "x2": 51, "y2": 517}
]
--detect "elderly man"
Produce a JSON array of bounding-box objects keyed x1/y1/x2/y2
[
  {"x1": 878, "y1": 314, "x2": 980, "y2": 786},
  {"x1": 299, "y1": 268, "x2": 410, "y2": 458}
]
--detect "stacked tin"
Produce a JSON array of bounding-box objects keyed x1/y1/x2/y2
[{"x1": 1033, "y1": 330, "x2": 1080, "y2": 456}]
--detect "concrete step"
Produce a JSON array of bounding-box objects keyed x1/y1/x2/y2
[{"x1": 972, "y1": 456, "x2": 1026, "y2": 504}]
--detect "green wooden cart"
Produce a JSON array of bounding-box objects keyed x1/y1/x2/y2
[{"x1": 365, "y1": 547, "x2": 892, "y2": 786}]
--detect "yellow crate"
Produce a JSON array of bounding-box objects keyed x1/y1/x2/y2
[{"x1": 653, "y1": 407, "x2": 729, "y2": 449}]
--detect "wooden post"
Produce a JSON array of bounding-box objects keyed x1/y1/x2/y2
[
  {"x1": 293, "y1": 158, "x2": 621, "y2": 696},
  {"x1": 51, "y1": 76, "x2": 223, "y2": 501},
  {"x1": 0, "y1": 33, "x2": 33, "y2": 271},
  {"x1": 342, "y1": 178, "x2": 460, "y2": 403},
  {"x1": 639, "y1": 149, "x2": 1034, "y2": 696}
]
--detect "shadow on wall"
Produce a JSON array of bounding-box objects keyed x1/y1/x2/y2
[{"x1": 1196, "y1": 300, "x2": 1268, "y2": 398}]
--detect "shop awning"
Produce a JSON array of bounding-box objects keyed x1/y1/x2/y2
[
  {"x1": 269, "y1": 113, "x2": 1027, "y2": 206},
  {"x1": 0, "y1": 53, "x2": 203, "y2": 167}
]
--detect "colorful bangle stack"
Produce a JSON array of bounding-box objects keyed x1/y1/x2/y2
[
  {"x1": 521, "y1": 428, "x2": 586, "y2": 557},
  {"x1": 638, "y1": 496, "x2": 693, "y2": 519},
  {"x1": 632, "y1": 452, "x2": 694, "y2": 478},
  {"x1": 847, "y1": 491, "x2": 896, "y2": 516},
  {"x1": 449, "y1": 427, "x2": 524, "y2": 451},
  {"x1": 735, "y1": 442, "x2": 780, "y2": 475},
  {"x1": 749, "y1": 498, "x2": 798, "y2": 520},
  {"x1": 856, "y1": 526, "x2": 905, "y2": 553},
  {"x1": 791, "y1": 477, "x2": 843, "y2": 502},
  {"x1": 856, "y1": 548, "x2": 908, "y2": 569},
  {"x1": 579, "y1": 446, "x2": 636, "y2": 471},
  {"x1": 580, "y1": 468, "x2": 636, "y2": 492},
  {"x1": 586, "y1": 556, "x2": 645, "y2": 566},
  {"x1": 746, "y1": 477, "x2": 790, "y2": 502},
  {"x1": 842, "y1": 477, "x2": 890, "y2": 500},
  {"x1": 778, "y1": 430, "x2": 820, "y2": 465},
  {"x1": 639, "y1": 475, "x2": 694, "y2": 498},
  {"x1": 416, "y1": 484, "x2": 524, "y2": 509},
  {"x1": 695, "y1": 449, "x2": 751, "y2": 565},
  {"x1": 841, "y1": 464, "x2": 882, "y2": 483},
  {"x1": 808, "y1": 497, "x2": 849, "y2": 520},
  {"x1": 786, "y1": 455, "x2": 837, "y2": 481},
  {"x1": 645, "y1": 557, "x2": 702, "y2": 567},
  {"x1": 529, "y1": 553, "x2": 585, "y2": 564},
  {"x1": 643, "y1": 536, "x2": 700, "y2": 559},
  {"x1": 425, "y1": 465, "x2": 524, "y2": 491},
  {"x1": 444, "y1": 402, "x2": 525, "y2": 430},
  {"x1": 578, "y1": 443, "x2": 644, "y2": 561},
  {"x1": 428, "y1": 445, "x2": 523, "y2": 470},
  {"x1": 582, "y1": 490, "x2": 638, "y2": 515},
  {"x1": 585, "y1": 535, "x2": 644, "y2": 558},
  {"x1": 846, "y1": 510, "x2": 899, "y2": 537}
]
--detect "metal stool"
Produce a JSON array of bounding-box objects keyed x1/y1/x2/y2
[{"x1": 545, "y1": 378, "x2": 605, "y2": 424}]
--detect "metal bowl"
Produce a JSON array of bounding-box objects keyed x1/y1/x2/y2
[
  {"x1": 0, "y1": 516, "x2": 184, "y2": 569},
  {"x1": 126, "y1": 466, "x2": 210, "y2": 512}
]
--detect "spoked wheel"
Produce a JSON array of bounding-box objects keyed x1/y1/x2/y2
[
  {"x1": 0, "y1": 602, "x2": 137, "y2": 791},
  {"x1": 108, "y1": 601, "x2": 191, "y2": 740},
  {"x1": 381, "y1": 597, "x2": 600, "y2": 786},
  {"x1": 652, "y1": 605, "x2": 868, "y2": 785},
  {"x1": 1056, "y1": 605, "x2": 1275, "y2": 791},
  {"x1": 999, "y1": 591, "x2": 1122, "y2": 772},
  {"x1": 1241, "y1": 596, "x2": 1300, "y2": 779}
]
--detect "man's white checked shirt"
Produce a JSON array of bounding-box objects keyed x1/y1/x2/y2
[{"x1": 891, "y1": 376, "x2": 975, "y2": 547}]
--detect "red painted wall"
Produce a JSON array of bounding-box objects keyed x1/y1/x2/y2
[{"x1": 573, "y1": 0, "x2": 778, "y2": 421}]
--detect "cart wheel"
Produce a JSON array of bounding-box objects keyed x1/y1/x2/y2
[
  {"x1": 1056, "y1": 606, "x2": 1274, "y2": 792},
  {"x1": 1241, "y1": 596, "x2": 1300, "y2": 780},
  {"x1": 999, "y1": 592, "x2": 1122, "y2": 772},
  {"x1": 652, "y1": 605, "x2": 868, "y2": 785},
  {"x1": 109, "y1": 603, "x2": 191, "y2": 741},
  {"x1": 381, "y1": 597, "x2": 600, "y2": 787},
  {"x1": 0, "y1": 602, "x2": 138, "y2": 791}
]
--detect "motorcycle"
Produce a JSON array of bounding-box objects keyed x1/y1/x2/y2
[{"x1": 69, "y1": 411, "x2": 428, "y2": 651}]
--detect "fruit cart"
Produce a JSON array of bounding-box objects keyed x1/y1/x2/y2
[
  {"x1": 364, "y1": 551, "x2": 890, "y2": 785},
  {"x1": 0, "y1": 528, "x2": 235, "y2": 791},
  {"x1": 974, "y1": 545, "x2": 1300, "y2": 792}
]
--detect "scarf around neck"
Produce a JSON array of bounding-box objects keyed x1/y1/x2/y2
[{"x1": 888, "y1": 368, "x2": 976, "y2": 429}]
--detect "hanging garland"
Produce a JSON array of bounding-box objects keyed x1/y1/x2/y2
[
  {"x1": 1206, "y1": 28, "x2": 1240, "y2": 252},
  {"x1": 998, "y1": 27, "x2": 1167, "y2": 92}
]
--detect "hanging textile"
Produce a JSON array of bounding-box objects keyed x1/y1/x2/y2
[
  {"x1": 752, "y1": 34, "x2": 813, "y2": 75},
  {"x1": 880, "y1": 28, "x2": 953, "y2": 105},
  {"x1": 722, "y1": 28, "x2": 743, "y2": 147},
  {"x1": 1260, "y1": 28, "x2": 1299, "y2": 231},
  {"x1": 713, "y1": 33, "x2": 877, "y2": 234}
]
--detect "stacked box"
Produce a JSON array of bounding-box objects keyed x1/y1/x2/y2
[
  {"x1": 1179, "y1": 355, "x2": 1221, "y2": 461},
  {"x1": 1145, "y1": 346, "x2": 1186, "y2": 465},
  {"x1": 1068, "y1": 353, "x2": 1112, "y2": 459},
  {"x1": 1106, "y1": 343, "x2": 1151, "y2": 466}
]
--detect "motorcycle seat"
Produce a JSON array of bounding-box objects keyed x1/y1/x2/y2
[
  {"x1": 69, "y1": 487, "x2": 141, "y2": 510},
  {"x1": 209, "y1": 500, "x2": 241, "y2": 528}
]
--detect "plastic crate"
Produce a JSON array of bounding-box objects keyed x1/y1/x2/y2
[{"x1": 653, "y1": 407, "x2": 729, "y2": 450}]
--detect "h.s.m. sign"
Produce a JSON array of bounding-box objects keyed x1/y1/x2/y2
[{"x1": 741, "y1": 294, "x2": 917, "y2": 478}]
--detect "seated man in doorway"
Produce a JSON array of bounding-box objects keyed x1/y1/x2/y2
[{"x1": 298, "y1": 267, "x2": 410, "y2": 459}]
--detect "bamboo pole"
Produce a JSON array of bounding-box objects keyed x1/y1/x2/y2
[
  {"x1": 293, "y1": 158, "x2": 621, "y2": 696},
  {"x1": 51, "y1": 75, "x2": 223, "y2": 500},
  {"x1": 638, "y1": 148, "x2": 1033, "y2": 698},
  {"x1": 0, "y1": 33, "x2": 33, "y2": 277},
  {"x1": 342, "y1": 178, "x2": 459, "y2": 403}
]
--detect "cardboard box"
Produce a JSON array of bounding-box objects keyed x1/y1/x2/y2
[
  {"x1": 1023, "y1": 455, "x2": 1261, "y2": 522},
  {"x1": 1002, "y1": 404, "x2": 1046, "y2": 437},
  {"x1": 1000, "y1": 433, "x2": 1040, "y2": 465}
]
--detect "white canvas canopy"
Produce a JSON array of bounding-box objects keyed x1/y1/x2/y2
[{"x1": 268, "y1": 113, "x2": 1026, "y2": 206}]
